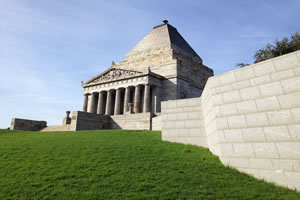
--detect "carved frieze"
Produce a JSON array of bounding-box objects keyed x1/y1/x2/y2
[{"x1": 89, "y1": 68, "x2": 143, "y2": 84}]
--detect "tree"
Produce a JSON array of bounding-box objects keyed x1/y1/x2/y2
[{"x1": 253, "y1": 32, "x2": 300, "y2": 63}]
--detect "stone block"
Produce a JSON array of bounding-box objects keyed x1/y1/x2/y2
[
  {"x1": 207, "y1": 77, "x2": 220, "y2": 88},
  {"x1": 238, "y1": 168, "x2": 260, "y2": 179},
  {"x1": 288, "y1": 125, "x2": 300, "y2": 140},
  {"x1": 273, "y1": 53, "x2": 299, "y2": 71},
  {"x1": 242, "y1": 128, "x2": 266, "y2": 142},
  {"x1": 291, "y1": 108, "x2": 300, "y2": 123},
  {"x1": 236, "y1": 100, "x2": 257, "y2": 114},
  {"x1": 218, "y1": 143, "x2": 234, "y2": 157},
  {"x1": 184, "y1": 120, "x2": 198, "y2": 128},
  {"x1": 161, "y1": 102, "x2": 167, "y2": 109},
  {"x1": 218, "y1": 72, "x2": 236, "y2": 85},
  {"x1": 167, "y1": 100, "x2": 177, "y2": 108},
  {"x1": 167, "y1": 129, "x2": 179, "y2": 137},
  {"x1": 174, "y1": 120, "x2": 185, "y2": 128},
  {"x1": 216, "y1": 84, "x2": 233, "y2": 94},
  {"x1": 164, "y1": 121, "x2": 174, "y2": 129},
  {"x1": 271, "y1": 69, "x2": 295, "y2": 81},
  {"x1": 276, "y1": 142, "x2": 300, "y2": 159},
  {"x1": 256, "y1": 96, "x2": 280, "y2": 112},
  {"x1": 278, "y1": 92, "x2": 300, "y2": 109},
  {"x1": 252, "y1": 143, "x2": 279, "y2": 158},
  {"x1": 219, "y1": 103, "x2": 238, "y2": 116},
  {"x1": 240, "y1": 87, "x2": 260, "y2": 101},
  {"x1": 211, "y1": 94, "x2": 224, "y2": 105},
  {"x1": 162, "y1": 114, "x2": 168, "y2": 121},
  {"x1": 263, "y1": 126, "x2": 291, "y2": 142},
  {"x1": 281, "y1": 77, "x2": 300, "y2": 93},
  {"x1": 272, "y1": 159, "x2": 300, "y2": 171},
  {"x1": 188, "y1": 112, "x2": 200, "y2": 120},
  {"x1": 177, "y1": 129, "x2": 189, "y2": 137},
  {"x1": 188, "y1": 98, "x2": 201, "y2": 106},
  {"x1": 167, "y1": 113, "x2": 177, "y2": 120},
  {"x1": 220, "y1": 158, "x2": 230, "y2": 166},
  {"x1": 285, "y1": 171, "x2": 300, "y2": 190},
  {"x1": 266, "y1": 110, "x2": 294, "y2": 125},
  {"x1": 227, "y1": 115, "x2": 247, "y2": 129},
  {"x1": 253, "y1": 61, "x2": 276, "y2": 77},
  {"x1": 224, "y1": 129, "x2": 244, "y2": 142},
  {"x1": 259, "y1": 81, "x2": 283, "y2": 98},
  {"x1": 177, "y1": 112, "x2": 188, "y2": 120},
  {"x1": 233, "y1": 143, "x2": 255, "y2": 157},
  {"x1": 189, "y1": 128, "x2": 200, "y2": 137},
  {"x1": 215, "y1": 117, "x2": 229, "y2": 129},
  {"x1": 176, "y1": 99, "x2": 187, "y2": 107},
  {"x1": 235, "y1": 67, "x2": 255, "y2": 81},
  {"x1": 250, "y1": 158, "x2": 274, "y2": 169},
  {"x1": 297, "y1": 51, "x2": 300, "y2": 61},
  {"x1": 259, "y1": 169, "x2": 287, "y2": 187},
  {"x1": 250, "y1": 75, "x2": 271, "y2": 86},
  {"x1": 246, "y1": 113, "x2": 269, "y2": 127},
  {"x1": 222, "y1": 90, "x2": 241, "y2": 103},
  {"x1": 294, "y1": 66, "x2": 300, "y2": 76},
  {"x1": 232, "y1": 80, "x2": 251, "y2": 90},
  {"x1": 229, "y1": 158, "x2": 250, "y2": 168}
]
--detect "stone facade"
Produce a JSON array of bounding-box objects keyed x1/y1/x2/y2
[
  {"x1": 161, "y1": 50, "x2": 300, "y2": 191},
  {"x1": 81, "y1": 20, "x2": 213, "y2": 122}
]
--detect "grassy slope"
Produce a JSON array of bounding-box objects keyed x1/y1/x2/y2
[{"x1": 0, "y1": 129, "x2": 299, "y2": 200}]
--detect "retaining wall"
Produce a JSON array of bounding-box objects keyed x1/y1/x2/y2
[
  {"x1": 161, "y1": 50, "x2": 300, "y2": 190},
  {"x1": 161, "y1": 98, "x2": 207, "y2": 147},
  {"x1": 10, "y1": 118, "x2": 47, "y2": 131},
  {"x1": 110, "y1": 113, "x2": 151, "y2": 130}
]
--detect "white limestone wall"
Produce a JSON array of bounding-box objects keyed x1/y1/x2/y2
[
  {"x1": 161, "y1": 98, "x2": 207, "y2": 147},
  {"x1": 161, "y1": 50, "x2": 300, "y2": 190}
]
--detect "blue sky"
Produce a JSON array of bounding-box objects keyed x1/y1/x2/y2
[{"x1": 0, "y1": 0, "x2": 299, "y2": 128}]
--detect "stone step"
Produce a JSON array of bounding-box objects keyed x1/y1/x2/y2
[{"x1": 40, "y1": 125, "x2": 73, "y2": 132}]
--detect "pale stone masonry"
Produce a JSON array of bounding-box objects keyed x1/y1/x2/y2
[
  {"x1": 12, "y1": 20, "x2": 212, "y2": 131},
  {"x1": 162, "y1": 50, "x2": 300, "y2": 191},
  {"x1": 81, "y1": 20, "x2": 213, "y2": 118},
  {"x1": 9, "y1": 20, "x2": 300, "y2": 192}
]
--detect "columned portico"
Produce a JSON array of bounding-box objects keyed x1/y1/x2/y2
[{"x1": 82, "y1": 68, "x2": 164, "y2": 116}]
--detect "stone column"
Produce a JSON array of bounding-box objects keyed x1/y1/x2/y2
[
  {"x1": 134, "y1": 85, "x2": 141, "y2": 113},
  {"x1": 97, "y1": 92, "x2": 105, "y2": 114},
  {"x1": 105, "y1": 90, "x2": 112, "y2": 115},
  {"x1": 83, "y1": 94, "x2": 89, "y2": 112},
  {"x1": 89, "y1": 93, "x2": 97, "y2": 113},
  {"x1": 143, "y1": 84, "x2": 150, "y2": 113},
  {"x1": 154, "y1": 87, "x2": 161, "y2": 113},
  {"x1": 114, "y1": 89, "x2": 121, "y2": 115},
  {"x1": 87, "y1": 94, "x2": 92, "y2": 113},
  {"x1": 123, "y1": 87, "x2": 130, "y2": 113}
]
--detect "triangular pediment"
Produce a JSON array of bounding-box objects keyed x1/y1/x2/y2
[{"x1": 85, "y1": 68, "x2": 144, "y2": 85}]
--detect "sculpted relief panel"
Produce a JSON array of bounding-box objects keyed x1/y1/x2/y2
[{"x1": 89, "y1": 68, "x2": 143, "y2": 84}]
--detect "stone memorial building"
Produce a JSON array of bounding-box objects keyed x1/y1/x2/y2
[
  {"x1": 11, "y1": 20, "x2": 213, "y2": 131},
  {"x1": 81, "y1": 20, "x2": 213, "y2": 117}
]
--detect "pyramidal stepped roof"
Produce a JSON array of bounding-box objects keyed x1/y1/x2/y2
[{"x1": 126, "y1": 20, "x2": 200, "y2": 58}]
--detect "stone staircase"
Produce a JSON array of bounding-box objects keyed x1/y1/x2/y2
[{"x1": 40, "y1": 125, "x2": 74, "y2": 132}]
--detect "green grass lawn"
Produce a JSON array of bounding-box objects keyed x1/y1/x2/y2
[{"x1": 0, "y1": 129, "x2": 299, "y2": 200}]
